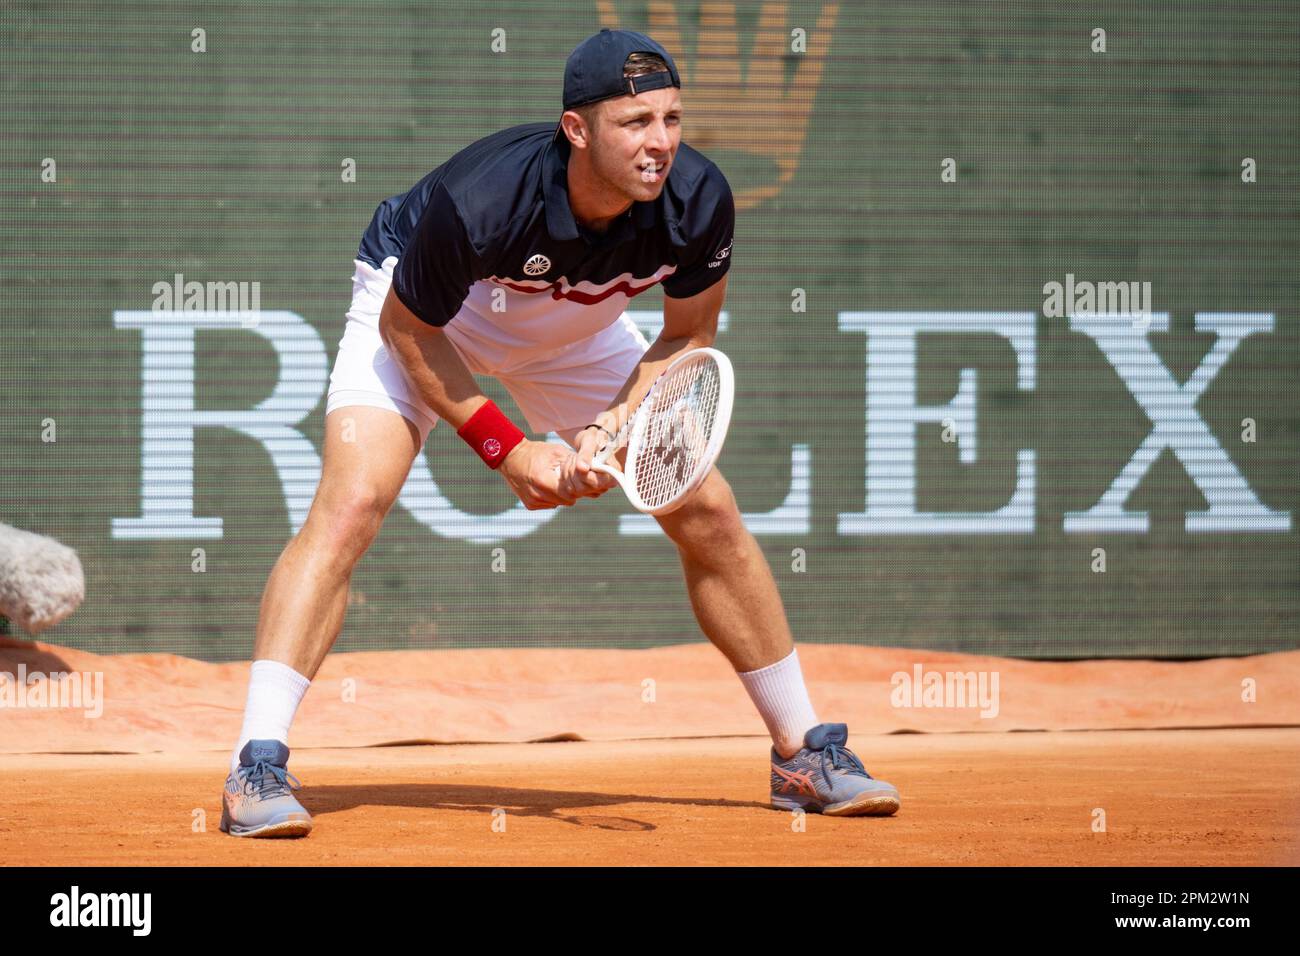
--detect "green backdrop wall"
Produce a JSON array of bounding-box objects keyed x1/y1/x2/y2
[{"x1": 3, "y1": 1, "x2": 1297, "y2": 659}]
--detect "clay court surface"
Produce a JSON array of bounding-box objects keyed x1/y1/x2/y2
[
  {"x1": 1, "y1": 729, "x2": 1297, "y2": 866},
  {"x1": 2, "y1": 640, "x2": 1298, "y2": 865}
]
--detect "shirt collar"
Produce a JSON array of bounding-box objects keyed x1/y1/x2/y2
[{"x1": 542, "y1": 134, "x2": 660, "y2": 246}]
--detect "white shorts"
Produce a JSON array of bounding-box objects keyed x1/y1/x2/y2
[{"x1": 326, "y1": 257, "x2": 651, "y2": 445}]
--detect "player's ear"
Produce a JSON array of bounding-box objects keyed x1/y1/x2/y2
[
  {"x1": 560, "y1": 111, "x2": 587, "y2": 149},
  {"x1": 564, "y1": 103, "x2": 602, "y2": 150}
]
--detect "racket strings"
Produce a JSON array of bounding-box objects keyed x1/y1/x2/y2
[{"x1": 635, "y1": 357, "x2": 722, "y2": 509}]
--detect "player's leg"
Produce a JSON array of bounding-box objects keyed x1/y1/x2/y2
[
  {"x1": 547, "y1": 429, "x2": 793, "y2": 678},
  {"x1": 648, "y1": 469, "x2": 805, "y2": 727},
  {"x1": 222, "y1": 256, "x2": 441, "y2": 837},
  {"x1": 532, "y1": 324, "x2": 813, "y2": 749},
  {"x1": 651, "y1": 468, "x2": 900, "y2": 815},
  {"x1": 537, "y1": 318, "x2": 898, "y2": 815},
  {"x1": 651, "y1": 469, "x2": 791, "y2": 670},
  {"x1": 250, "y1": 403, "x2": 426, "y2": 677},
  {"x1": 510, "y1": 317, "x2": 814, "y2": 751},
  {"x1": 221, "y1": 404, "x2": 428, "y2": 837},
  {"x1": 231, "y1": 257, "x2": 437, "y2": 765}
]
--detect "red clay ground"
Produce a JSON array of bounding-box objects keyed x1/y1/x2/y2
[
  {"x1": 5, "y1": 641, "x2": 1297, "y2": 753},
  {"x1": 2, "y1": 728, "x2": 1296, "y2": 866}
]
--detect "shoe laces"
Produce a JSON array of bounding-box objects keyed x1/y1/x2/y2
[
  {"x1": 239, "y1": 760, "x2": 302, "y2": 801},
  {"x1": 821, "y1": 742, "x2": 871, "y2": 781}
]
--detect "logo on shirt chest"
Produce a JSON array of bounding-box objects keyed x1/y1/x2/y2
[{"x1": 523, "y1": 253, "x2": 552, "y2": 276}]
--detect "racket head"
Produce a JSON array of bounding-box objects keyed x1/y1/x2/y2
[{"x1": 609, "y1": 346, "x2": 735, "y2": 515}]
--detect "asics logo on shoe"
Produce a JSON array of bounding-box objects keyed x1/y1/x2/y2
[{"x1": 772, "y1": 764, "x2": 819, "y2": 798}]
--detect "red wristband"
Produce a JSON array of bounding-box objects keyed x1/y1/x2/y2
[{"x1": 456, "y1": 400, "x2": 525, "y2": 469}]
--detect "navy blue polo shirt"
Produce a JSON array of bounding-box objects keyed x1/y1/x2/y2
[{"x1": 356, "y1": 122, "x2": 734, "y2": 350}]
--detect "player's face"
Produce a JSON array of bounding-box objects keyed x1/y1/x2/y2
[{"x1": 591, "y1": 88, "x2": 682, "y2": 202}]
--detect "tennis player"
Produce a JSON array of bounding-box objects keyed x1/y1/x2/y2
[{"x1": 220, "y1": 28, "x2": 900, "y2": 837}]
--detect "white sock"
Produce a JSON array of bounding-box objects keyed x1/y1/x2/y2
[
  {"x1": 230, "y1": 659, "x2": 312, "y2": 773},
  {"x1": 736, "y1": 648, "x2": 819, "y2": 759}
]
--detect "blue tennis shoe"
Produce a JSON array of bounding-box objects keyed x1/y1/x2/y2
[
  {"x1": 220, "y1": 739, "x2": 313, "y2": 838},
  {"x1": 770, "y1": 723, "x2": 900, "y2": 816}
]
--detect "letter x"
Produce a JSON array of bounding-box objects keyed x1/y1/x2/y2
[{"x1": 1065, "y1": 313, "x2": 1288, "y2": 532}]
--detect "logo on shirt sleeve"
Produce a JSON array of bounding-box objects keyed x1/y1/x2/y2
[{"x1": 708, "y1": 238, "x2": 733, "y2": 268}]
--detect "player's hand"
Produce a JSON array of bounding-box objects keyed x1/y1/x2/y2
[
  {"x1": 498, "y1": 439, "x2": 581, "y2": 510},
  {"x1": 559, "y1": 421, "x2": 621, "y2": 500}
]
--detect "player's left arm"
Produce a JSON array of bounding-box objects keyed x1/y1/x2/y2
[
  {"x1": 595, "y1": 273, "x2": 726, "y2": 430},
  {"x1": 597, "y1": 164, "x2": 735, "y2": 435},
  {"x1": 561, "y1": 276, "x2": 728, "y2": 499},
  {"x1": 608, "y1": 271, "x2": 727, "y2": 418},
  {"x1": 660, "y1": 272, "x2": 726, "y2": 348},
  {"x1": 598, "y1": 271, "x2": 727, "y2": 436}
]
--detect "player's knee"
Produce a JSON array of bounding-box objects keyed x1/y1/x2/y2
[
  {"x1": 692, "y1": 470, "x2": 740, "y2": 519},
  {"x1": 659, "y1": 471, "x2": 745, "y2": 547},
  {"x1": 308, "y1": 484, "x2": 390, "y2": 558}
]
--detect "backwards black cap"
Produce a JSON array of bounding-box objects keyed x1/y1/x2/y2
[{"x1": 553, "y1": 28, "x2": 681, "y2": 142}]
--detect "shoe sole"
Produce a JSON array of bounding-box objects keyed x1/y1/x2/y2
[
  {"x1": 772, "y1": 789, "x2": 901, "y2": 817},
  {"x1": 823, "y1": 790, "x2": 900, "y2": 817},
  {"x1": 220, "y1": 804, "x2": 313, "y2": 838}
]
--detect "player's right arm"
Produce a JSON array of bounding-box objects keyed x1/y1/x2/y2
[
  {"x1": 377, "y1": 183, "x2": 579, "y2": 510},
  {"x1": 379, "y1": 287, "x2": 580, "y2": 510}
]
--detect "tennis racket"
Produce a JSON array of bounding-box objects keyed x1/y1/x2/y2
[{"x1": 561, "y1": 346, "x2": 735, "y2": 515}]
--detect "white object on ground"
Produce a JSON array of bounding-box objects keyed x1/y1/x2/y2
[{"x1": 0, "y1": 522, "x2": 85, "y2": 635}]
